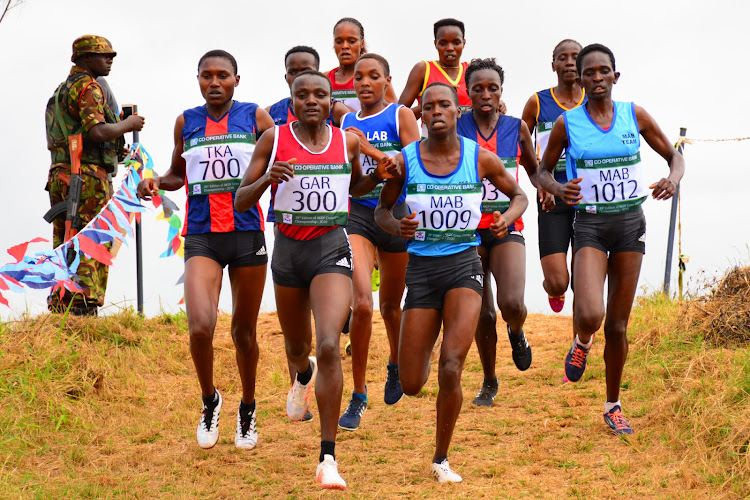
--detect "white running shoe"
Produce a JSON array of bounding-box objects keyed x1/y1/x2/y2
[
  {"x1": 196, "y1": 390, "x2": 222, "y2": 449},
  {"x1": 235, "y1": 406, "x2": 258, "y2": 449},
  {"x1": 287, "y1": 356, "x2": 318, "y2": 421},
  {"x1": 316, "y1": 454, "x2": 347, "y2": 490},
  {"x1": 432, "y1": 459, "x2": 463, "y2": 483}
]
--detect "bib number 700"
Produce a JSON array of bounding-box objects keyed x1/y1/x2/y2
[{"x1": 199, "y1": 158, "x2": 242, "y2": 180}]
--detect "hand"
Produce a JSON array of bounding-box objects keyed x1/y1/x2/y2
[
  {"x1": 560, "y1": 177, "x2": 583, "y2": 206},
  {"x1": 649, "y1": 178, "x2": 677, "y2": 200},
  {"x1": 124, "y1": 114, "x2": 145, "y2": 132},
  {"x1": 374, "y1": 156, "x2": 399, "y2": 181},
  {"x1": 490, "y1": 211, "x2": 508, "y2": 239},
  {"x1": 537, "y1": 186, "x2": 556, "y2": 212},
  {"x1": 399, "y1": 212, "x2": 419, "y2": 239},
  {"x1": 498, "y1": 99, "x2": 507, "y2": 115},
  {"x1": 268, "y1": 158, "x2": 296, "y2": 183},
  {"x1": 137, "y1": 177, "x2": 160, "y2": 200},
  {"x1": 345, "y1": 126, "x2": 379, "y2": 158}
]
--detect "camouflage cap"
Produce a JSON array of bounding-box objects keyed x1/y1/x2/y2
[{"x1": 71, "y1": 35, "x2": 117, "y2": 62}]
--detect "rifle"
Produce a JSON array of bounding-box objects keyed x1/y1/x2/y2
[{"x1": 43, "y1": 134, "x2": 83, "y2": 265}]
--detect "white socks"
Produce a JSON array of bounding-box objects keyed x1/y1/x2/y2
[
  {"x1": 604, "y1": 400, "x2": 621, "y2": 413},
  {"x1": 575, "y1": 334, "x2": 594, "y2": 348}
]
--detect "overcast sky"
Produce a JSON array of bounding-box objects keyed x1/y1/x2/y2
[{"x1": 1, "y1": 0, "x2": 748, "y2": 319}]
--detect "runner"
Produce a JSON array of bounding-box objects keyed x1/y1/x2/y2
[
  {"x1": 521, "y1": 39, "x2": 585, "y2": 314},
  {"x1": 537, "y1": 44, "x2": 684, "y2": 434},
  {"x1": 375, "y1": 82, "x2": 527, "y2": 482},
  {"x1": 337, "y1": 53, "x2": 420, "y2": 431},
  {"x1": 235, "y1": 70, "x2": 394, "y2": 489},
  {"x1": 137, "y1": 50, "x2": 274, "y2": 450},
  {"x1": 398, "y1": 18, "x2": 505, "y2": 136},
  {"x1": 328, "y1": 17, "x2": 398, "y2": 112},
  {"x1": 457, "y1": 58, "x2": 544, "y2": 406},
  {"x1": 265, "y1": 46, "x2": 350, "y2": 422}
]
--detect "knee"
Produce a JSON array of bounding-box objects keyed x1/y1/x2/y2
[
  {"x1": 401, "y1": 375, "x2": 425, "y2": 396},
  {"x1": 189, "y1": 318, "x2": 215, "y2": 344},
  {"x1": 437, "y1": 357, "x2": 463, "y2": 391},
  {"x1": 603, "y1": 321, "x2": 629, "y2": 344},
  {"x1": 498, "y1": 296, "x2": 526, "y2": 324},
  {"x1": 352, "y1": 294, "x2": 374, "y2": 320},
  {"x1": 379, "y1": 300, "x2": 402, "y2": 325},
  {"x1": 477, "y1": 305, "x2": 497, "y2": 332},
  {"x1": 315, "y1": 337, "x2": 339, "y2": 366},
  {"x1": 545, "y1": 273, "x2": 570, "y2": 297},
  {"x1": 286, "y1": 338, "x2": 312, "y2": 360},
  {"x1": 231, "y1": 325, "x2": 258, "y2": 353},
  {"x1": 575, "y1": 309, "x2": 604, "y2": 337}
]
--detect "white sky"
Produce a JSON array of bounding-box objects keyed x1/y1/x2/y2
[{"x1": 0, "y1": 0, "x2": 748, "y2": 319}]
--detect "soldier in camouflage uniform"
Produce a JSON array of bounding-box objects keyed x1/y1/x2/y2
[{"x1": 45, "y1": 35, "x2": 145, "y2": 316}]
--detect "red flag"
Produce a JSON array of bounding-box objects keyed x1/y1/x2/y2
[
  {"x1": 7, "y1": 237, "x2": 48, "y2": 263},
  {"x1": 77, "y1": 233, "x2": 114, "y2": 265}
]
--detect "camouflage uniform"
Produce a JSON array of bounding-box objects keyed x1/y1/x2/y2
[{"x1": 45, "y1": 35, "x2": 125, "y2": 313}]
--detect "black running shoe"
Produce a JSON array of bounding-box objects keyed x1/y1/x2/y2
[
  {"x1": 472, "y1": 378, "x2": 498, "y2": 407},
  {"x1": 508, "y1": 326, "x2": 532, "y2": 371}
]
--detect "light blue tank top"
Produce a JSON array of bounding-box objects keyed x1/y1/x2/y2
[
  {"x1": 402, "y1": 137, "x2": 483, "y2": 257},
  {"x1": 565, "y1": 101, "x2": 649, "y2": 214}
]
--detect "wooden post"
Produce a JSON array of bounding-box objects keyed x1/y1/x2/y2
[{"x1": 663, "y1": 127, "x2": 686, "y2": 295}]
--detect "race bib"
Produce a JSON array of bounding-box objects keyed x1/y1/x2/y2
[
  {"x1": 274, "y1": 162, "x2": 352, "y2": 226},
  {"x1": 537, "y1": 122, "x2": 566, "y2": 173},
  {"x1": 480, "y1": 157, "x2": 516, "y2": 213},
  {"x1": 183, "y1": 133, "x2": 255, "y2": 196},
  {"x1": 576, "y1": 152, "x2": 649, "y2": 214},
  {"x1": 406, "y1": 181, "x2": 483, "y2": 243},
  {"x1": 353, "y1": 140, "x2": 401, "y2": 200}
]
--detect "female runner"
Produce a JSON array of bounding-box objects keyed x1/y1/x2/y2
[
  {"x1": 137, "y1": 50, "x2": 274, "y2": 450},
  {"x1": 376, "y1": 82, "x2": 527, "y2": 482},
  {"x1": 337, "y1": 53, "x2": 420, "y2": 431},
  {"x1": 235, "y1": 70, "x2": 393, "y2": 489},
  {"x1": 537, "y1": 44, "x2": 684, "y2": 434}
]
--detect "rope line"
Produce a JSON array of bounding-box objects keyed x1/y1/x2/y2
[{"x1": 676, "y1": 136, "x2": 750, "y2": 147}]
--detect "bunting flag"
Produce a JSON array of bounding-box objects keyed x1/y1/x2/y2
[{"x1": 0, "y1": 143, "x2": 184, "y2": 307}]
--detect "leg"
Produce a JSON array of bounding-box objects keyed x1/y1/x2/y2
[
  {"x1": 603, "y1": 252, "x2": 642, "y2": 403},
  {"x1": 492, "y1": 242, "x2": 527, "y2": 335},
  {"x1": 541, "y1": 253, "x2": 570, "y2": 297},
  {"x1": 435, "y1": 287, "x2": 482, "y2": 461},
  {"x1": 228, "y1": 264, "x2": 266, "y2": 405},
  {"x1": 309, "y1": 273, "x2": 352, "y2": 443},
  {"x1": 349, "y1": 235, "x2": 376, "y2": 395},
  {"x1": 377, "y1": 249, "x2": 409, "y2": 365},
  {"x1": 474, "y1": 245, "x2": 498, "y2": 381},
  {"x1": 398, "y1": 308, "x2": 443, "y2": 395},
  {"x1": 275, "y1": 284, "x2": 313, "y2": 376},
  {"x1": 572, "y1": 247, "x2": 609, "y2": 344}
]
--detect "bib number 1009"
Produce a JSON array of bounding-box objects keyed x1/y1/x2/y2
[
  {"x1": 199, "y1": 158, "x2": 241, "y2": 180},
  {"x1": 417, "y1": 209, "x2": 472, "y2": 230}
]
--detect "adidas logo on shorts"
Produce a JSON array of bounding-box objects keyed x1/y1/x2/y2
[
  {"x1": 336, "y1": 257, "x2": 352, "y2": 270},
  {"x1": 256, "y1": 246, "x2": 267, "y2": 256},
  {"x1": 638, "y1": 233, "x2": 646, "y2": 243},
  {"x1": 470, "y1": 274, "x2": 484, "y2": 286}
]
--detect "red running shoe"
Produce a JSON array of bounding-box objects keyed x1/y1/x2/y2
[{"x1": 548, "y1": 294, "x2": 565, "y2": 313}]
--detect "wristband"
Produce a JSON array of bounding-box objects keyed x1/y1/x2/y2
[{"x1": 369, "y1": 171, "x2": 382, "y2": 183}]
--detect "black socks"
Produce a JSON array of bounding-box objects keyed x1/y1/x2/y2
[
  {"x1": 320, "y1": 440, "x2": 336, "y2": 462},
  {"x1": 297, "y1": 361, "x2": 314, "y2": 385}
]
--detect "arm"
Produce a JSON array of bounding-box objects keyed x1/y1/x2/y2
[
  {"x1": 478, "y1": 148, "x2": 528, "y2": 238},
  {"x1": 255, "y1": 106, "x2": 275, "y2": 137},
  {"x1": 374, "y1": 154, "x2": 418, "y2": 237},
  {"x1": 518, "y1": 120, "x2": 555, "y2": 211},
  {"x1": 538, "y1": 115, "x2": 582, "y2": 206},
  {"x1": 398, "y1": 61, "x2": 427, "y2": 120},
  {"x1": 346, "y1": 131, "x2": 384, "y2": 198},
  {"x1": 137, "y1": 114, "x2": 186, "y2": 199},
  {"x1": 520, "y1": 93, "x2": 539, "y2": 136},
  {"x1": 234, "y1": 128, "x2": 285, "y2": 212},
  {"x1": 79, "y1": 82, "x2": 144, "y2": 142},
  {"x1": 635, "y1": 105, "x2": 685, "y2": 200},
  {"x1": 397, "y1": 105, "x2": 421, "y2": 146},
  {"x1": 385, "y1": 82, "x2": 399, "y2": 103},
  {"x1": 332, "y1": 101, "x2": 351, "y2": 127}
]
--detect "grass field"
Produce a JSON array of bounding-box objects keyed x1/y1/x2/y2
[{"x1": 0, "y1": 294, "x2": 748, "y2": 498}]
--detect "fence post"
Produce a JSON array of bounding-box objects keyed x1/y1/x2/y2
[{"x1": 663, "y1": 127, "x2": 687, "y2": 295}]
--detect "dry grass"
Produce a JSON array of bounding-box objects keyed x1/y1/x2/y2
[
  {"x1": 0, "y1": 299, "x2": 748, "y2": 498},
  {"x1": 685, "y1": 266, "x2": 750, "y2": 345}
]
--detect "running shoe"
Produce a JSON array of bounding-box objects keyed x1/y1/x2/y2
[
  {"x1": 384, "y1": 364, "x2": 403, "y2": 405},
  {"x1": 371, "y1": 268, "x2": 380, "y2": 292},
  {"x1": 472, "y1": 377, "x2": 498, "y2": 407},
  {"x1": 345, "y1": 339, "x2": 351, "y2": 356},
  {"x1": 603, "y1": 405, "x2": 634, "y2": 435},
  {"x1": 564, "y1": 337, "x2": 592, "y2": 382},
  {"x1": 235, "y1": 404, "x2": 258, "y2": 449},
  {"x1": 316, "y1": 454, "x2": 347, "y2": 490},
  {"x1": 548, "y1": 294, "x2": 565, "y2": 313},
  {"x1": 431, "y1": 459, "x2": 463, "y2": 483},
  {"x1": 287, "y1": 356, "x2": 318, "y2": 421},
  {"x1": 301, "y1": 410, "x2": 313, "y2": 422},
  {"x1": 196, "y1": 389, "x2": 222, "y2": 449},
  {"x1": 508, "y1": 326, "x2": 532, "y2": 371},
  {"x1": 342, "y1": 307, "x2": 352, "y2": 334},
  {"x1": 338, "y1": 394, "x2": 367, "y2": 431}
]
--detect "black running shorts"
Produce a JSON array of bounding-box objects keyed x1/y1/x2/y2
[
  {"x1": 537, "y1": 197, "x2": 575, "y2": 258},
  {"x1": 184, "y1": 230, "x2": 268, "y2": 268},
  {"x1": 271, "y1": 226, "x2": 353, "y2": 287},
  {"x1": 346, "y1": 200, "x2": 407, "y2": 253},
  {"x1": 573, "y1": 208, "x2": 646, "y2": 255},
  {"x1": 404, "y1": 247, "x2": 484, "y2": 310}
]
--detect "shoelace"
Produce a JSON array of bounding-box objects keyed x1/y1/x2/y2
[
  {"x1": 476, "y1": 383, "x2": 497, "y2": 399},
  {"x1": 202, "y1": 404, "x2": 219, "y2": 431},
  {"x1": 385, "y1": 368, "x2": 399, "y2": 390},
  {"x1": 569, "y1": 344, "x2": 589, "y2": 368},
  {"x1": 238, "y1": 412, "x2": 255, "y2": 436},
  {"x1": 608, "y1": 410, "x2": 630, "y2": 431},
  {"x1": 344, "y1": 399, "x2": 366, "y2": 417}
]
